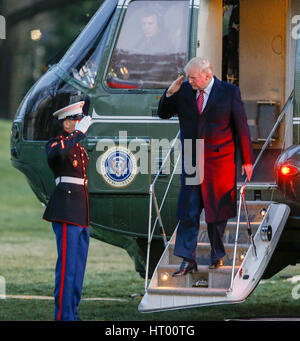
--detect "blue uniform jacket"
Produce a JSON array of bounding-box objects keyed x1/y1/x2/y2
[{"x1": 43, "y1": 129, "x2": 89, "y2": 228}]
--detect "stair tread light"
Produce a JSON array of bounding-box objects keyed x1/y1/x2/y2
[
  {"x1": 260, "y1": 208, "x2": 267, "y2": 217},
  {"x1": 161, "y1": 272, "x2": 169, "y2": 281},
  {"x1": 240, "y1": 251, "x2": 247, "y2": 261}
]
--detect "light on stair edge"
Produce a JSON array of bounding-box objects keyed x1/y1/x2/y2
[
  {"x1": 240, "y1": 251, "x2": 247, "y2": 261},
  {"x1": 161, "y1": 272, "x2": 170, "y2": 282},
  {"x1": 260, "y1": 208, "x2": 267, "y2": 217}
]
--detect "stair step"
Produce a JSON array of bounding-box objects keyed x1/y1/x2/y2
[
  {"x1": 198, "y1": 222, "x2": 260, "y2": 244},
  {"x1": 235, "y1": 201, "x2": 271, "y2": 210},
  {"x1": 198, "y1": 201, "x2": 271, "y2": 223},
  {"x1": 168, "y1": 242, "x2": 249, "y2": 266},
  {"x1": 148, "y1": 287, "x2": 228, "y2": 297},
  {"x1": 158, "y1": 264, "x2": 237, "y2": 273},
  {"x1": 169, "y1": 242, "x2": 250, "y2": 251},
  {"x1": 157, "y1": 265, "x2": 238, "y2": 288},
  {"x1": 200, "y1": 221, "x2": 261, "y2": 228}
]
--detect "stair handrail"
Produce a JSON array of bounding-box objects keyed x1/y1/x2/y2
[
  {"x1": 228, "y1": 89, "x2": 295, "y2": 293},
  {"x1": 145, "y1": 130, "x2": 181, "y2": 291}
]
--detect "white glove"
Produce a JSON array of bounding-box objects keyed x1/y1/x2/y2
[{"x1": 75, "y1": 116, "x2": 92, "y2": 134}]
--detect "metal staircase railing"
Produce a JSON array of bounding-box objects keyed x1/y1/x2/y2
[
  {"x1": 228, "y1": 89, "x2": 295, "y2": 292},
  {"x1": 145, "y1": 130, "x2": 181, "y2": 291}
]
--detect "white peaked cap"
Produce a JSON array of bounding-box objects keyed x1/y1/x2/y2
[{"x1": 53, "y1": 101, "x2": 85, "y2": 120}]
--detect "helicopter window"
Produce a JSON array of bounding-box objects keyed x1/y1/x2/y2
[
  {"x1": 105, "y1": 0, "x2": 189, "y2": 90},
  {"x1": 68, "y1": 24, "x2": 111, "y2": 89},
  {"x1": 58, "y1": 0, "x2": 117, "y2": 89},
  {"x1": 23, "y1": 69, "x2": 90, "y2": 141}
]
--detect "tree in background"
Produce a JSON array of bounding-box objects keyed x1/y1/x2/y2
[{"x1": 0, "y1": 0, "x2": 103, "y2": 119}]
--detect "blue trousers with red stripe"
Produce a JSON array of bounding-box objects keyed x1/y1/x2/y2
[{"x1": 52, "y1": 222, "x2": 89, "y2": 321}]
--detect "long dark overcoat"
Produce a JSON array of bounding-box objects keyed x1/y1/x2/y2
[{"x1": 158, "y1": 76, "x2": 254, "y2": 223}]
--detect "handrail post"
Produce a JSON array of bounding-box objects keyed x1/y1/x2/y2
[
  {"x1": 241, "y1": 193, "x2": 257, "y2": 258},
  {"x1": 144, "y1": 131, "x2": 181, "y2": 292},
  {"x1": 152, "y1": 191, "x2": 168, "y2": 247},
  {"x1": 145, "y1": 184, "x2": 153, "y2": 291},
  {"x1": 150, "y1": 150, "x2": 181, "y2": 240},
  {"x1": 229, "y1": 185, "x2": 244, "y2": 292},
  {"x1": 228, "y1": 90, "x2": 294, "y2": 294}
]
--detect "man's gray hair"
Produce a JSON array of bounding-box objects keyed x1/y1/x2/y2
[{"x1": 184, "y1": 57, "x2": 214, "y2": 75}]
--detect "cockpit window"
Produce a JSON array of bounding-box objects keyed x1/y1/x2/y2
[
  {"x1": 23, "y1": 69, "x2": 90, "y2": 141},
  {"x1": 106, "y1": 0, "x2": 189, "y2": 90},
  {"x1": 58, "y1": 0, "x2": 118, "y2": 88}
]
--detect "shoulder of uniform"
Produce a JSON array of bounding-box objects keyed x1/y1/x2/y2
[
  {"x1": 45, "y1": 136, "x2": 60, "y2": 149},
  {"x1": 49, "y1": 134, "x2": 64, "y2": 141},
  {"x1": 64, "y1": 130, "x2": 84, "y2": 141},
  {"x1": 65, "y1": 130, "x2": 78, "y2": 140},
  {"x1": 46, "y1": 136, "x2": 58, "y2": 144}
]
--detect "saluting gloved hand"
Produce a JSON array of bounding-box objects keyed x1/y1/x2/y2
[{"x1": 75, "y1": 116, "x2": 92, "y2": 134}]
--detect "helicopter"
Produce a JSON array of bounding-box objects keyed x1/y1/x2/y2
[{"x1": 9, "y1": 0, "x2": 300, "y2": 312}]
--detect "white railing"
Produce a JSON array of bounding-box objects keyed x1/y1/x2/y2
[
  {"x1": 228, "y1": 90, "x2": 295, "y2": 292},
  {"x1": 144, "y1": 130, "x2": 181, "y2": 291}
]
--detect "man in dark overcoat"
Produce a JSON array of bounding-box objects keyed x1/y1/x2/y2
[{"x1": 157, "y1": 57, "x2": 254, "y2": 275}]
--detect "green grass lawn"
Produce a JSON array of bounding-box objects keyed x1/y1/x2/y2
[{"x1": 1, "y1": 118, "x2": 300, "y2": 321}]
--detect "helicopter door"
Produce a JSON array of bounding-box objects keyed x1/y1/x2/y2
[{"x1": 238, "y1": 0, "x2": 288, "y2": 183}]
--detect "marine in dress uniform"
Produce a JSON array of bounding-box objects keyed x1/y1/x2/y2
[
  {"x1": 43, "y1": 101, "x2": 92, "y2": 321},
  {"x1": 158, "y1": 57, "x2": 254, "y2": 276}
]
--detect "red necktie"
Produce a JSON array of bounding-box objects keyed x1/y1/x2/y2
[{"x1": 197, "y1": 90, "x2": 205, "y2": 114}]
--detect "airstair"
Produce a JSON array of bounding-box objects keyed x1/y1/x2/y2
[
  {"x1": 139, "y1": 201, "x2": 290, "y2": 312},
  {"x1": 138, "y1": 91, "x2": 294, "y2": 313}
]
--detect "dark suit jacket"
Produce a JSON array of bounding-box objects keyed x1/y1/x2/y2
[
  {"x1": 158, "y1": 76, "x2": 254, "y2": 223},
  {"x1": 43, "y1": 130, "x2": 89, "y2": 228}
]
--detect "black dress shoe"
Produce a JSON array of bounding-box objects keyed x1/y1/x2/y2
[
  {"x1": 208, "y1": 258, "x2": 223, "y2": 270},
  {"x1": 172, "y1": 260, "x2": 197, "y2": 277}
]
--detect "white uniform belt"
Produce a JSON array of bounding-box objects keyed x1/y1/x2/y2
[{"x1": 55, "y1": 176, "x2": 85, "y2": 186}]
